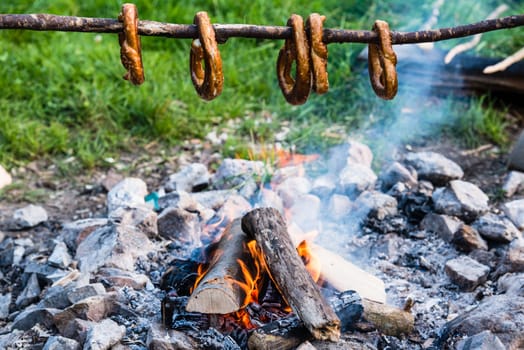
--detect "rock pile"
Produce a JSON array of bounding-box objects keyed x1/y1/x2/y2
[{"x1": 0, "y1": 141, "x2": 523, "y2": 349}]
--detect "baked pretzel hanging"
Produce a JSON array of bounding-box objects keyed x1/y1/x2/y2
[
  {"x1": 276, "y1": 14, "x2": 312, "y2": 105},
  {"x1": 190, "y1": 11, "x2": 223, "y2": 101},
  {"x1": 368, "y1": 20, "x2": 398, "y2": 100},
  {"x1": 306, "y1": 13, "x2": 329, "y2": 95},
  {"x1": 118, "y1": 3, "x2": 145, "y2": 85}
]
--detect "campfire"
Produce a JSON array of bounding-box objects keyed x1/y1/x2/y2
[{"x1": 1, "y1": 140, "x2": 524, "y2": 349}]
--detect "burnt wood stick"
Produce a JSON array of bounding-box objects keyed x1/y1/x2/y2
[
  {"x1": 186, "y1": 218, "x2": 256, "y2": 314},
  {"x1": 361, "y1": 299, "x2": 415, "y2": 337},
  {"x1": 247, "y1": 291, "x2": 363, "y2": 350},
  {"x1": 241, "y1": 208, "x2": 340, "y2": 341}
]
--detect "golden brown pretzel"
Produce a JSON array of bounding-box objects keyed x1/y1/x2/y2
[
  {"x1": 276, "y1": 14, "x2": 311, "y2": 105},
  {"x1": 306, "y1": 13, "x2": 329, "y2": 95},
  {"x1": 118, "y1": 3, "x2": 145, "y2": 85},
  {"x1": 368, "y1": 20, "x2": 398, "y2": 100},
  {"x1": 189, "y1": 12, "x2": 223, "y2": 101}
]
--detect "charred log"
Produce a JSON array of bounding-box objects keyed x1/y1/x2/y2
[{"x1": 242, "y1": 208, "x2": 340, "y2": 341}]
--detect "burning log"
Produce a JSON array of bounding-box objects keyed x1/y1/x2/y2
[
  {"x1": 186, "y1": 218, "x2": 261, "y2": 314},
  {"x1": 247, "y1": 290, "x2": 363, "y2": 350},
  {"x1": 241, "y1": 208, "x2": 340, "y2": 341}
]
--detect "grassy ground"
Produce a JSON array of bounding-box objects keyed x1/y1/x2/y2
[{"x1": 0, "y1": 0, "x2": 523, "y2": 170}]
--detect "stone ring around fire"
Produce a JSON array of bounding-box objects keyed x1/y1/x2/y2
[
  {"x1": 276, "y1": 14, "x2": 312, "y2": 105},
  {"x1": 118, "y1": 3, "x2": 145, "y2": 85},
  {"x1": 306, "y1": 13, "x2": 329, "y2": 95},
  {"x1": 368, "y1": 19, "x2": 398, "y2": 100},
  {"x1": 189, "y1": 11, "x2": 224, "y2": 101}
]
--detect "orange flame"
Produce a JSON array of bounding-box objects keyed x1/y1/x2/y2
[
  {"x1": 275, "y1": 148, "x2": 319, "y2": 168},
  {"x1": 297, "y1": 240, "x2": 321, "y2": 283}
]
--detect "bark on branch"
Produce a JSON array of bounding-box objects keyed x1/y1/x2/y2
[{"x1": 0, "y1": 13, "x2": 523, "y2": 45}]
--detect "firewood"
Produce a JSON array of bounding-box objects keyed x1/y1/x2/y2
[
  {"x1": 186, "y1": 218, "x2": 257, "y2": 314},
  {"x1": 242, "y1": 208, "x2": 340, "y2": 341},
  {"x1": 308, "y1": 243, "x2": 386, "y2": 304},
  {"x1": 361, "y1": 299, "x2": 415, "y2": 336}
]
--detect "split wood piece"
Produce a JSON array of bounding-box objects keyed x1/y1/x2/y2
[
  {"x1": 361, "y1": 299, "x2": 414, "y2": 337},
  {"x1": 308, "y1": 243, "x2": 386, "y2": 304},
  {"x1": 247, "y1": 290, "x2": 363, "y2": 350},
  {"x1": 186, "y1": 218, "x2": 256, "y2": 314},
  {"x1": 241, "y1": 208, "x2": 340, "y2": 341}
]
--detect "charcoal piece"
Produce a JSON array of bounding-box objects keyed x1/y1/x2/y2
[
  {"x1": 159, "y1": 259, "x2": 200, "y2": 295},
  {"x1": 162, "y1": 294, "x2": 210, "y2": 331},
  {"x1": 398, "y1": 191, "x2": 433, "y2": 223}
]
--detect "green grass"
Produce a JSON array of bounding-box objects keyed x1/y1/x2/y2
[{"x1": 0, "y1": 0, "x2": 522, "y2": 170}]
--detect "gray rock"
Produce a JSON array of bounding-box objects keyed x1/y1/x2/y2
[
  {"x1": 83, "y1": 318, "x2": 126, "y2": 350},
  {"x1": 146, "y1": 322, "x2": 198, "y2": 350},
  {"x1": 0, "y1": 293, "x2": 11, "y2": 319},
  {"x1": 421, "y1": 213, "x2": 463, "y2": 242},
  {"x1": 38, "y1": 285, "x2": 72, "y2": 309},
  {"x1": 60, "y1": 218, "x2": 108, "y2": 251},
  {"x1": 191, "y1": 189, "x2": 235, "y2": 210},
  {"x1": 212, "y1": 158, "x2": 265, "y2": 189},
  {"x1": 43, "y1": 335, "x2": 81, "y2": 350},
  {"x1": 327, "y1": 141, "x2": 374, "y2": 172},
  {"x1": 24, "y1": 261, "x2": 68, "y2": 284},
  {"x1": 497, "y1": 273, "x2": 524, "y2": 296},
  {"x1": 75, "y1": 224, "x2": 154, "y2": 273},
  {"x1": 433, "y1": 180, "x2": 489, "y2": 222},
  {"x1": 502, "y1": 170, "x2": 524, "y2": 197},
  {"x1": 451, "y1": 225, "x2": 488, "y2": 252},
  {"x1": 108, "y1": 205, "x2": 158, "y2": 238},
  {"x1": 327, "y1": 194, "x2": 352, "y2": 221},
  {"x1": 455, "y1": 330, "x2": 506, "y2": 350},
  {"x1": 353, "y1": 191, "x2": 398, "y2": 220},
  {"x1": 11, "y1": 204, "x2": 48, "y2": 229},
  {"x1": 276, "y1": 176, "x2": 312, "y2": 207},
  {"x1": 256, "y1": 188, "x2": 284, "y2": 214},
  {"x1": 15, "y1": 273, "x2": 41, "y2": 308},
  {"x1": 496, "y1": 238, "x2": 524, "y2": 275},
  {"x1": 53, "y1": 294, "x2": 117, "y2": 335},
  {"x1": 164, "y1": 163, "x2": 210, "y2": 192},
  {"x1": 55, "y1": 318, "x2": 93, "y2": 344},
  {"x1": 215, "y1": 194, "x2": 252, "y2": 222},
  {"x1": 67, "y1": 283, "x2": 107, "y2": 304},
  {"x1": 0, "y1": 164, "x2": 12, "y2": 190},
  {"x1": 106, "y1": 177, "x2": 148, "y2": 214},
  {"x1": 157, "y1": 208, "x2": 202, "y2": 249},
  {"x1": 96, "y1": 267, "x2": 150, "y2": 290},
  {"x1": 338, "y1": 163, "x2": 377, "y2": 199},
  {"x1": 502, "y1": 199, "x2": 524, "y2": 230},
  {"x1": 379, "y1": 161, "x2": 417, "y2": 191},
  {"x1": 48, "y1": 241, "x2": 72, "y2": 269},
  {"x1": 444, "y1": 255, "x2": 490, "y2": 291},
  {"x1": 289, "y1": 194, "x2": 321, "y2": 232},
  {"x1": 271, "y1": 165, "x2": 303, "y2": 185},
  {"x1": 404, "y1": 151, "x2": 463, "y2": 185},
  {"x1": 12, "y1": 306, "x2": 60, "y2": 330},
  {"x1": 440, "y1": 294, "x2": 524, "y2": 349},
  {"x1": 472, "y1": 213, "x2": 521, "y2": 243}
]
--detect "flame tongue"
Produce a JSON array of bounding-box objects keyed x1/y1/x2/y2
[{"x1": 297, "y1": 240, "x2": 322, "y2": 283}]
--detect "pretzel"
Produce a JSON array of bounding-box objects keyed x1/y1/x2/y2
[
  {"x1": 189, "y1": 12, "x2": 223, "y2": 101},
  {"x1": 118, "y1": 3, "x2": 145, "y2": 85},
  {"x1": 306, "y1": 13, "x2": 329, "y2": 94},
  {"x1": 368, "y1": 20, "x2": 398, "y2": 100},
  {"x1": 276, "y1": 14, "x2": 311, "y2": 105}
]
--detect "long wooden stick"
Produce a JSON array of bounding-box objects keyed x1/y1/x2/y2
[
  {"x1": 0, "y1": 13, "x2": 523, "y2": 44},
  {"x1": 242, "y1": 208, "x2": 340, "y2": 341}
]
